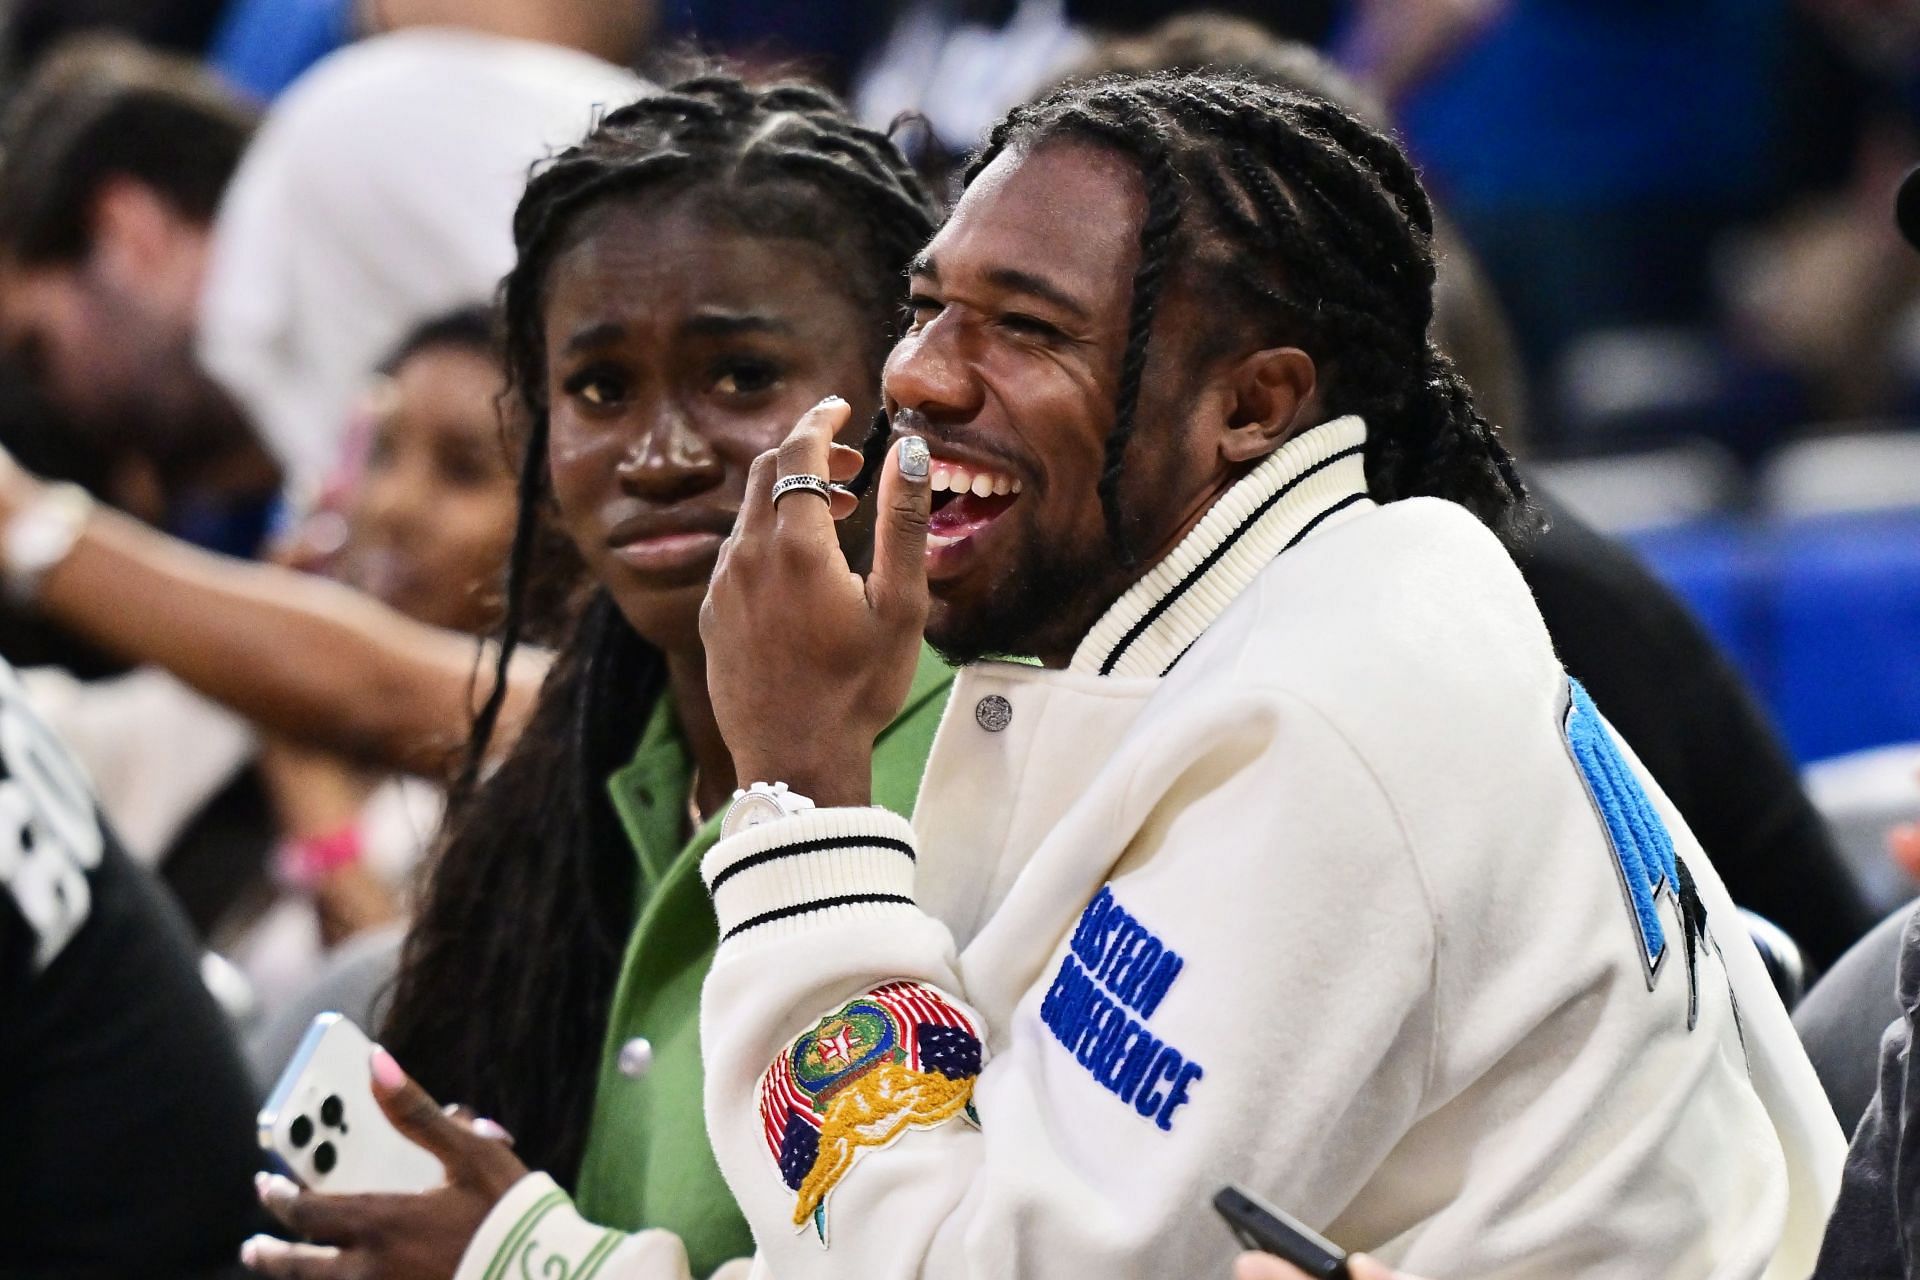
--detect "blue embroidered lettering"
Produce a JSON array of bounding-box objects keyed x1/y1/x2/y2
[
  {"x1": 1135, "y1": 1046, "x2": 1184, "y2": 1118},
  {"x1": 1089, "y1": 1001, "x2": 1130, "y2": 1072},
  {"x1": 1069, "y1": 982, "x2": 1111, "y2": 1062},
  {"x1": 1097, "y1": 918, "x2": 1141, "y2": 986},
  {"x1": 1115, "y1": 935, "x2": 1162, "y2": 1007},
  {"x1": 1092, "y1": 901, "x2": 1125, "y2": 973},
  {"x1": 1040, "y1": 957, "x2": 1075, "y2": 1029},
  {"x1": 1115, "y1": 1028, "x2": 1162, "y2": 1104},
  {"x1": 1157, "y1": 1061, "x2": 1204, "y2": 1131},
  {"x1": 1070, "y1": 888, "x2": 1113, "y2": 967},
  {"x1": 1041, "y1": 885, "x2": 1204, "y2": 1130},
  {"x1": 1094, "y1": 1021, "x2": 1137, "y2": 1086},
  {"x1": 1135, "y1": 951, "x2": 1185, "y2": 1019}
]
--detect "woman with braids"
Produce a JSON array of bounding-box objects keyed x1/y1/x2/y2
[
  {"x1": 222, "y1": 75, "x2": 947, "y2": 1280},
  {"x1": 488, "y1": 67, "x2": 1832, "y2": 1278}
]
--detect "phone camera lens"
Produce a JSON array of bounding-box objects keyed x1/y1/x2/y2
[
  {"x1": 289, "y1": 1116, "x2": 313, "y2": 1149},
  {"x1": 313, "y1": 1141, "x2": 337, "y2": 1175},
  {"x1": 320, "y1": 1095, "x2": 344, "y2": 1128}
]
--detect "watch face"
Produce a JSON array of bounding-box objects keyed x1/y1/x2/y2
[{"x1": 722, "y1": 792, "x2": 785, "y2": 839}]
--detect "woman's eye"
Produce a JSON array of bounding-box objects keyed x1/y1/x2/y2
[
  {"x1": 712, "y1": 360, "x2": 780, "y2": 396},
  {"x1": 437, "y1": 449, "x2": 496, "y2": 488},
  {"x1": 562, "y1": 368, "x2": 624, "y2": 407}
]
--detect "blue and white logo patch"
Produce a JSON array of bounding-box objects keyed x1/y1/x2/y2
[
  {"x1": 1561, "y1": 679, "x2": 1681, "y2": 988},
  {"x1": 1561, "y1": 679, "x2": 1713, "y2": 1033}
]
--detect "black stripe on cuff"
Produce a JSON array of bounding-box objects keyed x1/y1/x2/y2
[
  {"x1": 706, "y1": 834, "x2": 916, "y2": 896},
  {"x1": 720, "y1": 892, "x2": 918, "y2": 942}
]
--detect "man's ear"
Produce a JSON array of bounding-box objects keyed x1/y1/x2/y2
[{"x1": 1219, "y1": 346, "x2": 1317, "y2": 464}]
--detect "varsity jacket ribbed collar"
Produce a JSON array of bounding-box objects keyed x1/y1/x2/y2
[{"x1": 1070, "y1": 414, "x2": 1371, "y2": 678}]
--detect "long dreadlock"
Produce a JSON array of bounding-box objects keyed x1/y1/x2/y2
[
  {"x1": 381, "y1": 73, "x2": 939, "y2": 1186},
  {"x1": 964, "y1": 71, "x2": 1533, "y2": 557}
]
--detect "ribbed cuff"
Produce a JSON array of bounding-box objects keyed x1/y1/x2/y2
[
  {"x1": 454, "y1": 1173, "x2": 623, "y2": 1280},
  {"x1": 701, "y1": 806, "x2": 920, "y2": 943}
]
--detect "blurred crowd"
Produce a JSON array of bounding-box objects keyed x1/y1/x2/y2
[{"x1": 0, "y1": 0, "x2": 1918, "y2": 1276}]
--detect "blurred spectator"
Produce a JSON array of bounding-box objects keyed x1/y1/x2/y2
[
  {"x1": 0, "y1": 656, "x2": 262, "y2": 1276},
  {"x1": 855, "y1": 0, "x2": 1339, "y2": 151},
  {"x1": 652, "y1": 0, "x2": 893, "y2": 92},
  {"x1": 0, "y1": 38, "x2": 281, "y2": 556},
  {"x1": 4, "y1": 307, "x2": 524, "y2": 1008},
  {"x1": 1721, "y1": 75, "x2": 1920, "y2": 422},
  {"x1": 197, "y1": 0, "x2": 649, "y2": 496},
  {"x1": 0, "y1": 370, "x2": 126, "y2": 678},
  {"x1": 1069, "y1": 15, "x2": 1876, "y2": 966},
  {"x1": 1390, "y1": 0, "x2": 1789, "y2": 414},
  {"x1": 855, "y1": 0, "x2": 1091, "y2": 152},
  {"x1": 4, "y1": 0, "x2": 229, "y2": 72}
]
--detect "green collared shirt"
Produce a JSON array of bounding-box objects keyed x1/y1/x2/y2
[{"x1": 571, "y1": 647, "x2": 954, "y2": 1277}]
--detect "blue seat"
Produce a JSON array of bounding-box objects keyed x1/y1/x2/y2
[
  {"x1": 1767, "y1": 511, "x2": 1920, "y2": 762},
  {"x1": 1628, "y1": 518, "x2": 1772, "y2": 698}
]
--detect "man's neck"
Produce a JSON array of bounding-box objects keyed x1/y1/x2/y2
[{"x1": 1034, "y1": 468, "x2": 1246, "y2": 669}]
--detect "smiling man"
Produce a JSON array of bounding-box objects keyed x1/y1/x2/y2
[{"x1": 451, "y1": 71, "x2": 1842, "y2": 1279}]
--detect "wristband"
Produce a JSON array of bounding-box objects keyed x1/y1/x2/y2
[
  {"x1": 2, "y1": 482, "x2": 92, "y2": 605},
  {"x1": 275, "y1": 823, "x2": 364, "y2": 891}
]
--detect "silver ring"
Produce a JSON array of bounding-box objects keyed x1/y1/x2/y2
[{"x1": 771, "y1": 474, "x2": 833, "y2": 505}]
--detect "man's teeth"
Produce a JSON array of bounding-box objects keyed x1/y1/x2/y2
[{"x1": 929, "y1": 461, "x2": 1022, "y2": 497}]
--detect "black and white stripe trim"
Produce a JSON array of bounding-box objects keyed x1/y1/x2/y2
[
  {"x1": 701, "y1": 808, "x2": 922, "y2": 942},
  {"x1": 1072, "y1": 417, "x2": 1373, "y2": 679}
]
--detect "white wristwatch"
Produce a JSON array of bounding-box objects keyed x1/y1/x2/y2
[
  {"x1": 3, "y1": 482, "x2": 92, "y2": 605},
  {"x1": 720, "y1": 781, "x2": 816, "y2": 838}
]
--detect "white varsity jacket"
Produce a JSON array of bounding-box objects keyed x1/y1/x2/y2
[{"x1": 454, "y1": 416, "x2": 1843, "y2": 1280}]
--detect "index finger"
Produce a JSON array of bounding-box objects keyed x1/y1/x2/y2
[
  {"x1": 256, "y1": 1172, "x2": 378, "y2": 1244},
  {"x1": 240, "y1": 1236, "x2": 349, "y2": 1279},
  {"x1": 732, "y1": 395, "x2": 848, "y2": 549},
  {"x1": 772, "y1": 396, "x2": 853, "y2": 544}
]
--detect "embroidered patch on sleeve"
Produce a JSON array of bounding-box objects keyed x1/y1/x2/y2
[
  {"x1": 757, "y1": 980, "x2": 984, "y2": 1246},
  {"x1": 1561, "y1": 678, "x2": 1709, "y2": 1025}
]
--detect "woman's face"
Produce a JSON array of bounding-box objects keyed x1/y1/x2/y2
[
  {"x1": 341, "y1": 344, "x2": 518, "y2": 635},
  {"x1": 541, "y1": 195, "x2": 883, "y2": 654}
]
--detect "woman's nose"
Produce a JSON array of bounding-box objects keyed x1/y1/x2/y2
[{"x1": 615, "y1": 406, "x2": 724, "y2": 499}]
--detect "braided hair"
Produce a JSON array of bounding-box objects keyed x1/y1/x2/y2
[
  {"x1": 966, "y1": 71, "x2": 1533, "y2": 554},
  {"x1": 382, "y1": 74, "x2": 940, "y2": 1186}
]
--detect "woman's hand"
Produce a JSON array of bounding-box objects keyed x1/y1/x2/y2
[
  {"x1": 1233, "y1": 1251, "x2": 1407, "y2": 1280},
  {"x1": 242, "y1": 1049, "x2": 529, "y2": 1280},
  {"x1": 700, "y1": 398, "x2": 930, "y2": 808}
]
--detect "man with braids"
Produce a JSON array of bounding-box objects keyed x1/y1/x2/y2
[
  {"x1": 694, "y1": 68, "x2": 1840, "y2": 1278},
  {"x1": 235, "y1": 74, "x2": 946, "y2": 1280}
]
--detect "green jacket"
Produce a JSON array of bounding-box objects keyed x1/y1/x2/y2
[{"x1": 571, "y1": 648, "x2": 953, "y2": 1276}]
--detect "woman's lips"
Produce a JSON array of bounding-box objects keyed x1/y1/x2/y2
[{"x1": 609, "y1": 529, "x2": 726, "y2": 575}]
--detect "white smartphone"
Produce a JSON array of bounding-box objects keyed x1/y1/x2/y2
[{"x1": 257, "y1": 1013, "x2": 445, "y2": 1193}]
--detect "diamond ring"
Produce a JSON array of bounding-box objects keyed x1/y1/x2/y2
[{"x1": 771, "y1": 474, "x2": 833, "y2": 505}]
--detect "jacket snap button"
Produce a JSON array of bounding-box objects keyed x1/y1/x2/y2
[
  {"x1": 975, "y1": 695, "x2": 1012, "y2": 732},
  {"x1": 618, "y1": 1037, "x2": 654, "y2": 1079}
]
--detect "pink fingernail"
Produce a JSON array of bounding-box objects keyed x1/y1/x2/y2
[
  {"x1": 370, "y1": 1045, "x2": 405, "y2": 1090},
  {"x1": 241, "y1": 1235, "x2": 282, "y2": 1266},
  {"x1": 472, "y1": 1117, "x2": 514, "y2": 1143}
]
